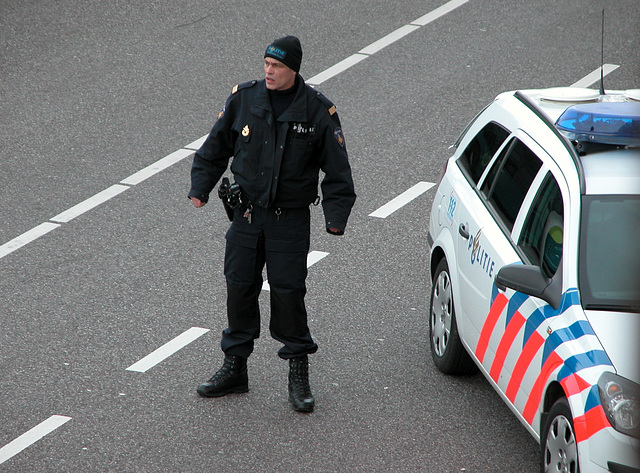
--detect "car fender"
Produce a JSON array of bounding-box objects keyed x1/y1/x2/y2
[{"x1": 535, "y1": 301, "x2": 616, "y2": 447}]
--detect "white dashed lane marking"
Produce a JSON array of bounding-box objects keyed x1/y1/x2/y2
[
  {"x1": 571, "y1": 64, "x2": 619, "y2": 88},
  {"x1": 369, "y1": 182, "x2": 436, "y2": 218},
  {"x1": 0, "y1": 415, "x2": 72, "y2": 465},
  {"x1": 126, "y1": 327, "x2": 210, "y2": 373}
]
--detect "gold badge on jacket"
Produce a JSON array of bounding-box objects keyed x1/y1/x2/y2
[{"x1": 242, "y1": 125, "x2": 250, "y2": 137}]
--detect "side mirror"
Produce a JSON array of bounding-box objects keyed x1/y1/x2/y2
[{"x1": 495, "y1": 263, "x2": 562, "y2": 310}]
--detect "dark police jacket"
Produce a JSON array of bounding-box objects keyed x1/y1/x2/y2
[{"x1": 189, "y1": 75, "x2": 356, "y2": 233}]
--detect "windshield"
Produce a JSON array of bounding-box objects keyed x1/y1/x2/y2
[{"x1": 579, "y1": 195, "x2": 640, "y2": 313}]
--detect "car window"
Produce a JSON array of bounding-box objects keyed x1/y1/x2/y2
[
  {"x1": 481, "y1": 139, "x2": 542, "y2": 231},
  {"x1": 518, "y1": 174, "x2": 564, "y2": 277},
  {"x1": 457, "y1": 122, "x2": 510, "y2": 185}
]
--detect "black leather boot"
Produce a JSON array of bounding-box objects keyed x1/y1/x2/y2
[
  {"x1": 288, "y1": 356, "x2": 315, "y2": 412},
  {"x1": 197, "y1": 355, "x2": 248, "y2": 397}
]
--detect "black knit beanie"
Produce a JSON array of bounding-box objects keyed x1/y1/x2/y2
[{"x1": 264, "y1": 35, "x2": 302, "y2": 73}]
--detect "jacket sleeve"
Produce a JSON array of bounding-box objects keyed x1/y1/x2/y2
[
  {"x1": 188, "y1": 94, "x2": 237, "y2": 203},
  {"x1": 318, "y1": 111, "x2": 356, "y2": 233}
]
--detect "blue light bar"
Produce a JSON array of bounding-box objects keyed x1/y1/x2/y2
[{"x1": 556, "y1": 102, "x2": 640, "y2": 146}]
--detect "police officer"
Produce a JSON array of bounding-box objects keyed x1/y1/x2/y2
[{"x1": 189, "y1": 35, "x2": 356, "y2": 412}]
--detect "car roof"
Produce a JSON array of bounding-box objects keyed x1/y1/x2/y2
[
  {"x1": 490, "y1": 88, "x2": 640, "y2": 196},
  {"x1": 508, "y1": 87, "x2": 639, "y2": 122}
]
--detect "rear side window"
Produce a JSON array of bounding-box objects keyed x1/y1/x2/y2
[
  {"x1": 518, "y1": 174, "x2": 564, "y2": 277},
  {"x1": 481, "y1": 139, "x2": 542, "y2": 231},
  {"x1": 457, "y1": 122, "x2": 510, "y2": 184}
]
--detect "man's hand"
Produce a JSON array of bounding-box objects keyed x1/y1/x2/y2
[{"x1": 190, "y1": 197, "x2": 206, "y2": 208}]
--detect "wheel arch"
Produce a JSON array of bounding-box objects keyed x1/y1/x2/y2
[
  {"x1": 430, "y1": 245, "x2": 446, "y2": 280},
  {"x1": 429, "y1": 225, "x2": 457, "y2": 281},
  {"x1": 540, "y1": 380, "x2": 566, "y2": 435}
]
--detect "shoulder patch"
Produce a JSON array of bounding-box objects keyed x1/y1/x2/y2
[
  {"x1": 333, "y1": 127, "x2": 345, "y2": 147},
  {"x1": 232, "y1": 80, "x2": 257, "y2": 94}
]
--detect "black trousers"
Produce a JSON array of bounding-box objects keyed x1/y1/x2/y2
[{"x1": 221, "y1": 205, "x2": 318, "y2": 359}]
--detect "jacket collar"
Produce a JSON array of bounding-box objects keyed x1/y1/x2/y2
[{"x1": 251, "y1": 75, "x2": 308, "y2": 123}]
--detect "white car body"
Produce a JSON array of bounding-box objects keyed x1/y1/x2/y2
[{"x1": 428, "y1": 87, "x2": 640, "y2": 472}]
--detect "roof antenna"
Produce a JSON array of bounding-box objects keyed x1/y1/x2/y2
[{"x1": 599, "y1": 9, "x2": 605, "y2": 95}]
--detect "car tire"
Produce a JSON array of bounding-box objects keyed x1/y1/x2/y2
[
  {"x1": 429, "y1": 258, "x2": 478, "y2": 375},
  {"x1": 541, "y1": 397, "x2": 579, "y2": 473}
]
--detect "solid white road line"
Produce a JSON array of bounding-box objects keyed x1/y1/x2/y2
[
  {"x1": 126, "y1": 327, "x2": 210, "y2": 373},
  {"x1": 571, "y1": 64, "x2": 620, "y2": 88},
  {"x1": 369, "y1": 181, "x2": 436, "y2": 218},
  {"x1": 307, "y1": 0, "x2": 468, "y2": 86},
  {"x1": 0, "y1": 148, "x2": 194, "y2": 260},
  {"x1": 307, "y1": 54, "x2": 369, "y2": 86},
  {"x1": 0, "y1": 0, "x2": 482, "y2": 260},
  {"x1": 120, "y1": 148, "x2": 194, "y2": 186},
  {"x1": 0, "y1": 222, "x2": 61, "y2": 259},
  {"x1": 359, "y1": 25, "x2": 420, "y2": 55},
  {"x1": 262, "y1": 251, "x2": 329, "y2": 292},
  {"x1": 411, "y1": 0, "x2": 469, "y2": 26},
  {"x1": 184, "y1": 135, "x2": 208, "y2": 150},
  {"x1": 50, "y1": 184, "x2": 129, "y2": 223},
  {"x1": 0, "y1": 0, "x2": 616, "y2": 263},
  {"x1": 0, "y1": 415, "x2": 72, "y2": 465}
]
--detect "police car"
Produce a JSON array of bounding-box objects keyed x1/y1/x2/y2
[{"x1": 427, "y1": 86, "x2": 640, "y2": 473}]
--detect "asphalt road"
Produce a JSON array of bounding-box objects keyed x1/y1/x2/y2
[{"x1": 1, "y1": 1, "x2": 638, "y2": 471}]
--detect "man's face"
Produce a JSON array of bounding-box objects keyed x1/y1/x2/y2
[{"x1": 264, "y1": 58, "x2": 296, "y2": 91}]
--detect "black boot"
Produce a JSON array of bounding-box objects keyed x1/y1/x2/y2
[
  {"x1": 288, "y1": 356, "x2": 315, "y2": 412},
  {"x1": 197, "y1": 355, "x2": 248, "y2": 397}
]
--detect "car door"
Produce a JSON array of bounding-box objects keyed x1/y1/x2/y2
[
  {"x1": 455, "y1": 133, "x2": 544, "y2": 368},
  {"x1": 490, "y1": 168, "x2": 569, "y2": 435},
  {"x1": 450, "y1": 121, "x2": 510, "y2": 336}
]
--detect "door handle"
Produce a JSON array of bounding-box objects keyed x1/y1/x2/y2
[{"x1": 459, "y1": 223, "x2": 470, "y2": 239}]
